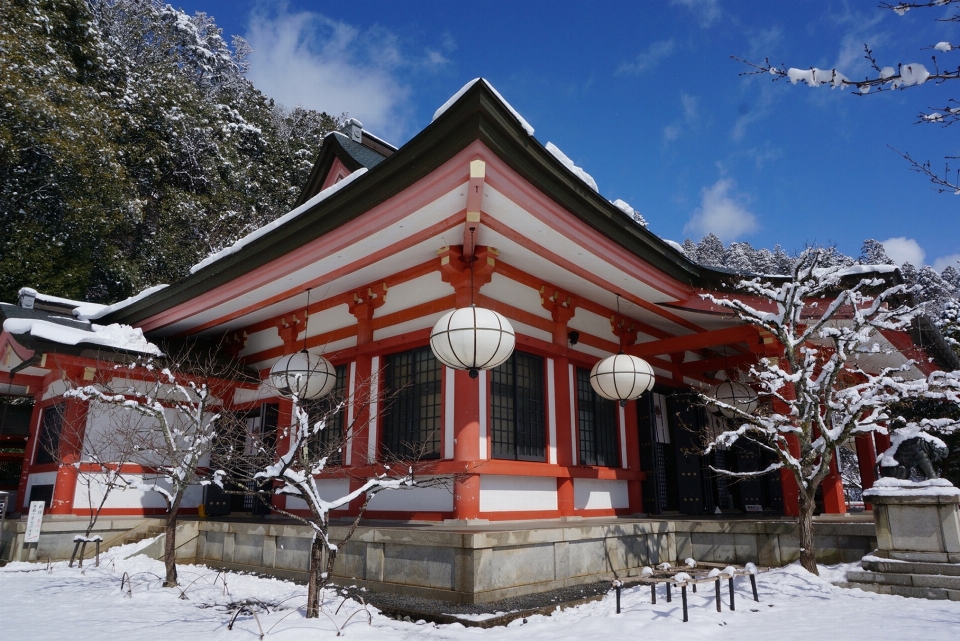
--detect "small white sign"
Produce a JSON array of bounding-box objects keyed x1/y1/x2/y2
[
  {"x1": 745, "y1": 504, "x2": 764, "y2": 512},
  {"x1": 24, "y1": 501, "x2": 45, "y2": 543}
]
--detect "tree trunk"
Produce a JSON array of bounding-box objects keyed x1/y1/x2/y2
[
  {"x1": 305, "y1": 534, "x2": 327, "y2": 618},
  {"x1": 797, "y1": 489, "x2": 819, "y2": 575},
  {"x1": 162, "y1": 493, "x2": 184, "y2": 587}
]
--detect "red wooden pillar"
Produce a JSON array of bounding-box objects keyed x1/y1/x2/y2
[
  {"x1": 821, "y1": 455, "x2": 847, "y2": 514},
  {"x1": 452, "y1": 369, "x2": 481, "y2": 520},
  {"x1": 874, "y1": 431, "x2": 891, "y2": 458},
  {"x1": 49, "y1": 398, "x2": 88, "y2": 515},
  {"x1": 855, "y1": 433, "x2": 877, "y2": 510},
  {"x1": 541, "y1": 288, "x2": 578, "y2": 518},
  {"x1": 623, "y1": 401, "x2": 643, "y2": 514},
  {"x1": 553, "y1": 356, "x2": 575, "y2": 516},
  {"x1": 17, "y1": 400, "x2": 45, "y2": 511},
  {"x1": 345, "y1": 354, "x2": 374, "y2": 516}
]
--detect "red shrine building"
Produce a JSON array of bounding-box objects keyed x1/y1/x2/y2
[{"x1": 1, "y1": 80, "x2": 954, "y2": 523}]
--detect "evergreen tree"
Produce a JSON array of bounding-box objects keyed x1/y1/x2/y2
[
  {"x1": 0, "y1": 0, "x2": 136, "y2": 303},
  {"x1": 772, "y1": 244, "x2": 795, "y2": 275},
  {"x1": 695, "y1": 233, "x2": 725, "y2": 267},
  {"x1": 681, "y1": 238, "x2": 698, "y2": 262},
  {"x1": 1, "y1": 0, "x2": 339, "y2": 304},
  {"x1": 859, "y1": 239, "x2": 895, "y2": 266},
  {"x1": 724, "y1": 241, "x2": 755, "y2": 273},
  {"x1": 752, "y1": 247, "x2": 777, "y2": 275}
]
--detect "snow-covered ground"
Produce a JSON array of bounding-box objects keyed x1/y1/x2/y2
[{"x1": 2, "y1": 541, "x2": 958, "y2": 641}]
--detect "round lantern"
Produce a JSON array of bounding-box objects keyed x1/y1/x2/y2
[
  {"x1": 269, "y1": 350, "x2": 337, "y2": 400},
  {"x1": 589, "y1": 353, "x2": 656, "y2": 406},
  {"x1": 430, "y1": 305, "x2": 516, "y2": 378},
  {"x1": 706, "y1": 380, "x2": 758, "y2": 418}
]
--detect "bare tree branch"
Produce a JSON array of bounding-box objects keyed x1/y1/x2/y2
[{"x1": 890, "y1": 146, "x2": 960, "y2": 193}]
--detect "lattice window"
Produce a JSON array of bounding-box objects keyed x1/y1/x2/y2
[
  {"x1": 306, "y1": 364, "x2": 348, "y2": 465},
  {"x1": 576, "y1": 368, "x2": 619, "y2": 466},
  {"x1": 491, "y1": 351, "x2": 545, "y2": 461},
  {"x1": 35, "y1": 404, "x2": 64, "y2": 465},
  {"x1": 381, "y1": 347, "x2": 442, "y2": 459}
]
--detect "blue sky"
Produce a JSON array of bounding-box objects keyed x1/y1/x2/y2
[{"x1": 176, "y1": 0, "x2": 958, "y2": 271}]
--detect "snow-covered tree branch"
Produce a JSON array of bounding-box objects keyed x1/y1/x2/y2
[
  {"x1": 699, "y1": 248, "x2": 960, "y2": 574},
  {"x1": 62, "y1": 348, "x2": 246, "y2": 586},
  {"x1": 733, "y1": 0, "x2": 960, "y2": 195},
  {"x1": 227, "y1": 378, "x2": 449, "y2": 618}
]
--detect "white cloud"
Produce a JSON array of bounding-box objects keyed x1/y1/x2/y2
[
  {"x1": 663, "y1": 93, "x2": 698, "y2": 142},
  {"x1": 244, "y1": 6, "x2": 447, "y2": 141},
  {"x1": 671, "y1": 0, "x2": 721, "y2": 28},
  {"x1": 933, "y1": 253, "x2": 960, "y2": 272},
  {"x1": 881, "y1": 237, "x2": 926, "y2": 266},
  {"x1": 684, "y1": 178, "x2": 759, "y2": 241},
  {"x1": 732, "y1": 83, "x2": 775, "y2": 142},
  {"x1": 617, "y1": 39, "x2": 676, "y2": 75}
]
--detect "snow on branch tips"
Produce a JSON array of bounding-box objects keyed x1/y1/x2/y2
[{"x1": 695, "y1": 247, "x2": 960, "y2": 575}]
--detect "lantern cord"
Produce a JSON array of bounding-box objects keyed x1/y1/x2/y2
[
  {"x1": 302, "y1": 289, "x2": 311, "y2": 354},
  {"x1": 469, "y1": 227, "x2": 476, "y2": 307},
  {"x1": 469, "y1": 226, "x2": 479, "y2": 378},
  {"x1": 615, "y1": 293, "x2": 625, "y2": 355}
]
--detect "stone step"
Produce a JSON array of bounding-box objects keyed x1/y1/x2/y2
[
  {"x1": 862, "y1": 558, "x2": 960, "y2": 576},
  {"x1": 845, "y1": 580, "x2": 960, "y2": 602},
  {"x1": 847, "y1": 568, "x2": 960, "y2": 590}
]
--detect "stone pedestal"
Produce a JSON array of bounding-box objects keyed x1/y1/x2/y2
[{"x1": 845, "y1": 479, "x2": 960, "y2": 601}]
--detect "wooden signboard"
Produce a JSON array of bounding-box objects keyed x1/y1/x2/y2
[{"x1": 24, "y1": 501, "x2": 45, "y2": 543}]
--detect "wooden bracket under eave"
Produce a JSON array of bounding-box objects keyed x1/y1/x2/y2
[{"x1": 463, "y1": 160, "x2": 486, "y2": 261}]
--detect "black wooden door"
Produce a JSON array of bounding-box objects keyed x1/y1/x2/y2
[{"x1": 669, "y1": 397, "x2": 705, "y2": 515}]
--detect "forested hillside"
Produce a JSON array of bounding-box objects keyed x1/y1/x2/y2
[
  {"x1": 0, "y1": 0, "x2": 338, "y2": 304},
  {"x1": 679, "y1": 235, "x2": 960, "y2": 359},
  {"x1": 2, "y1": 0, "x2": 957, "y2": 361}
]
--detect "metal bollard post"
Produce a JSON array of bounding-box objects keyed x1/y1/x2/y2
[
  {"x1": 728, "y1": 577, "x2": 735, "y2": 611},
  {"x1": 615, "y1": 582, "x2": 622, "y2": 614},
  {"x1": 651, "y1": 583, "x2": 656, "y2": 604},
  {"x1": 750, "y1": 574, "x2": 758, "y2": 602},
  {"x1": 681, "y1": 585, "x2": 688, "y2": 622},
  {"x1": 666, "y1": 581, "x2": 672, "y2": 603},
  {"x1": 715, "y1": 579, "x2": 721, "y2": 612}
]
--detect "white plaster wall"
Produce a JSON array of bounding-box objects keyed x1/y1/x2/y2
[
  {"x1": 22, "y1": 471, "x2": 57, "y2": 508},
  {"x1": 366, "y1": 477, "x2": 454, "y2": 512},
  {"x1": 479, "y1": 475, "x2": 558, "y2": 512},
  {"x1": 42, "y1": 379, "x2": 68, "y2": 401},
  {"x1": 573, "y1": 478, "x2": 629, "y2": 510},
  {"x1": 238, "y1": 326, "x2": 283, "y2": 358},
  {"x1": 372, "y1": 312, "x2": 446, "y2": 342},
  {"x1": 483, "y1": 274, "x2": 550, "y2": 319},
  {"x1": 70, "y1": 474, "x2": 182, "y2": 510},
  {"x1": 508, "y1": 320, "x2": 553, "y2": 344},
  {"x1": 375, "y1": 272, "x2": 447, "y2": 317},
  {"x1": 285, "y1": 478, "x2": 352, "y2": 511}
]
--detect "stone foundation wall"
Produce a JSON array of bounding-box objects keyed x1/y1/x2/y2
[{"x1": 195, "y1": 517, "x2": 876, "y2": 603}]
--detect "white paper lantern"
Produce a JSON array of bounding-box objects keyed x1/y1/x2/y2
[
  {"x1": 589, "y1": 353, "x2": 655, "y2": 406},
  {"x1": 269, "y1": 350, "x2": 337, "y2": 400},
  {"x1": 430, "y1": 305, "x2": 516, "y2": 377},
  {"x1": 706, "y1": 380, "x2": 758, "y2": 418}
]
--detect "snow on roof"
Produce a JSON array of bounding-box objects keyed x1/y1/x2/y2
[
  {"x1": 190, "y1": 168, "x2": 368, "y2": 274},
  {"x1": 664, "y1": 239, "x2": 684, "y2": 253},
  {"x1": 611, "y1": 198, "x2": 648, "y2": 228},
  {"x1": 432, "y1": 78, "x2": 536, "y2": 137},
  {"x1": 361, "y1": 129, "x2": 397, "y2": 151},
  {"x1": 545, "y1": 142, "x2": 598, "y2": 191},
  {"x1": 73, "y1": 284, "x2": 169, "y2": 321},
  {"x1": 18, "y1": 289, "x2": 85, "y2": 309},
  {"x1": 3, "y1": 317, "x2": 162, "y2": 356}
]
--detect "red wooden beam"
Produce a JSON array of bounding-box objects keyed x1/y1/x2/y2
[{"x1": 626, "y1": 325, "x2": 762, "y2": 359}]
